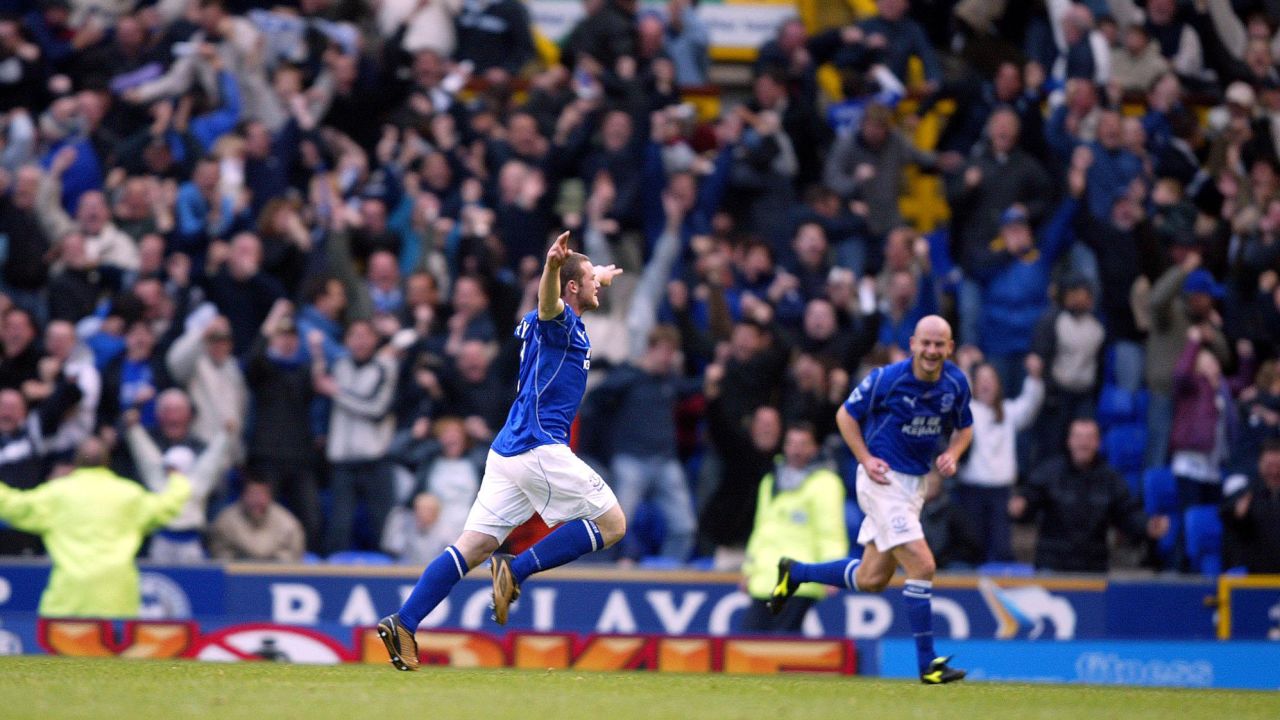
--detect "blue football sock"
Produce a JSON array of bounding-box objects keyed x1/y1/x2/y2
[
  {"x1": 903, "y1": 579, "x2": 936, "y2": 674},
  {"x1": 397, "y1": 545, "x2": 468, "y2": 630},
  {"x1": 789, "y1": 558, "x2": 861, "y2": 590},
  {"x1": 510, "y1": 518, "x2": 605, "y2": 584}
]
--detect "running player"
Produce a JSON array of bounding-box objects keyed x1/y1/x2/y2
[
  {"x1": 769, "y1": 315, "x2": 973, "y2": 684},
  {"x1": 377, "y1": 231, "x2": 626, "y2": 671}
]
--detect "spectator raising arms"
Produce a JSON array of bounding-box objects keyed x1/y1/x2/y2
[
  {"x1": 0, "y1": 438, "x2": 188, "y2": 617},
  {"x1": 956, "y1": 353, "x2": 1045, "y2": 563}
]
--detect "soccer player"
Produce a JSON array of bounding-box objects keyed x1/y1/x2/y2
[
  {"x1": 377, "y1": 231, "x2": 626, "y2": 671},
  {"x1": 769, "y1": 315, "x2": 973, "y2": 684}
]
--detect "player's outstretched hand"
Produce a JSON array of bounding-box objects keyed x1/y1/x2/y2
[
  {"x1": 935, "y1": 451, "x2": 959, "y2": 478},
  {"x1": 865, "y1": 456, "x2": 891, "y2": 485},
  {"x1": 593, "y1": 263, "x2": 623, "y2": 287},
  {"x1": 547, "y1": 231, "x2": 571, "y2": 268}
]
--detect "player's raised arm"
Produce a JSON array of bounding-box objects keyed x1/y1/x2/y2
[{"x1": 539, "y1": 231, "x2": 571, "y2": 320}]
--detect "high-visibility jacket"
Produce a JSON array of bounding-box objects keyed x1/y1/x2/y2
[
  {"x1": 0, "y1": 467, "x2": 189, "y2": 617},
  {"x1": 744, "y1": 463, "x2": 848, "y2": 600}
]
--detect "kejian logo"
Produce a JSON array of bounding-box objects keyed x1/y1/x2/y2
[
  {"x1": 901, "y1": 416, "x2": 942, "y2": 437},
  {"x1": 1074, "y1": 653, "x2": 1214, "y2": 686}
]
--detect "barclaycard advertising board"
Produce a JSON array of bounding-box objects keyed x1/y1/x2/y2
[{"x1": 0, "y1": 562, "x2": 1219, "y2": 641}]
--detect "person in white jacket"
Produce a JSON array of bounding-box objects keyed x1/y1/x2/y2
[
  {"x1": 380, "y1": 0, "x2": 463, "y2": 56},
  {"x1": 382, "y1": 417, "x2": 481, "y2": 565},
  {"x1": 956, "y1": 353, "x2": 1045, "y2": 563},
  {"x1": 126, "y1": 398, "x2": 233, "y2": 563}
]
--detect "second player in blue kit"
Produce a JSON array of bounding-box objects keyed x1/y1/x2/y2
[{"x1": 769, "y1": 315, "x2": 974, "y2": 684}]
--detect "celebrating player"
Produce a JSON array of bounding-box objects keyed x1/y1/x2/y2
[
  {"x1": 769, "y1": 315, "x2": 973, "y2": 684},
  {"x1": 377, "y1": 231, "x2": 626, "y2": 671}
]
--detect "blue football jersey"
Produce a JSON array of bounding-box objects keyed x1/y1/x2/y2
[
  {"x1": 490, "y1": 306, "x2": 592, "y2": 457},
  {"x1": 842, "y1": 358, "x2": 973, "y2": 476}
]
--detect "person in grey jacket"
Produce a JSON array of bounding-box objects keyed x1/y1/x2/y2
[
  {"x1": 311, "y1": 319, "x2": 399, "y2": 554},
  {"x1": 823, "y1": 103, "x2": 949, "y2": 237}
]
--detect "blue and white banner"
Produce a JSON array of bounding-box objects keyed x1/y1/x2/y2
[
  {"x1": 878, "y1": 639, "x2": 1280, "y2": 690},
  {"x1": 0, "y1": 564, "x2": 224, "y2": 619},
  {"x1": 0, "y1": 561, "x2": 1224, "y2": 641},
  {"x1": 224, "y1": 573, "x2": 1117, "y2": 640}
]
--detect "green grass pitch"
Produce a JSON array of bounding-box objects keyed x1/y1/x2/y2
[{"x1": 0, "y1": 656, "x2": 1276, "y2": 719}]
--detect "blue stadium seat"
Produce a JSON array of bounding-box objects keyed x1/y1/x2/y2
[
  {"x1": 1096, "y1": 385, "x2": 1149, "y2": 430},
  {"x1": 302, "y1": 552, "x2": 323, "y2": 565},
  {"x1": 1156, "y1": 513, "x2": 1182, "y2": 567},
  {"x1": 926, "y1": 229, "x2": 959, "y2": 292},
  {"x1": 1143, "y1": 466, "x2": 1180, "y2": 565},
  {"x1": 327, "y1": 551, "x2": 395, "y2": 565},
  {"x1": 1102, "y1": 423, "x2": 1147, "y2": 473},
  {"x1": 976, "y1": 561, "x2": 1034, "y2": 577},
  {"x1": 1184, "y1": 505, "x2": 1223, "y2": 576},
  {"x1": 630, "y1": 501, "x2": 666, "y2": 558},
  {"x1": 1101, "y1": 345, "x2": 1117, "y2": 386},
  {"x1": 1142, "y1": 467, "x2": 1178, "y2": 516},
  {"x1": 1123, "y1": 470, "x2": 1143, "y2": 499},
  {"x1": 637, "y1": 556, "x2": 683, "y2": 570},
  {"x1": 687, "y1": 556, "x2": 716, "y2": 571}
]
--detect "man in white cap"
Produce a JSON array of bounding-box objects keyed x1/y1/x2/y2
[{"x1": 1207, "y1": 80, "x2": 1258, "y2": 134}]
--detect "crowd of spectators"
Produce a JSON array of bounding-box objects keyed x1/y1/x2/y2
[{"x1": 0, "y1": 0, "x2": 1276, "y2": 577}]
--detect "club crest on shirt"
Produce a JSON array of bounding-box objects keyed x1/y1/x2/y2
[{"x1": 940, "y1": 393, "x2": 955, "y2": 413}]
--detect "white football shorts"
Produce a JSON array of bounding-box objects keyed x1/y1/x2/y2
[
  {"x1": 464, "y1": 444, "x2": 618, "y2": 543},
  {"x1": 855, "y1": 464, "x2": 926, "y2": 551}
]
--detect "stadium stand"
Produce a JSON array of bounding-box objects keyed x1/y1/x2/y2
[{"x1": 0, "y1": 0, "x2": 1273, "y2": 582}]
